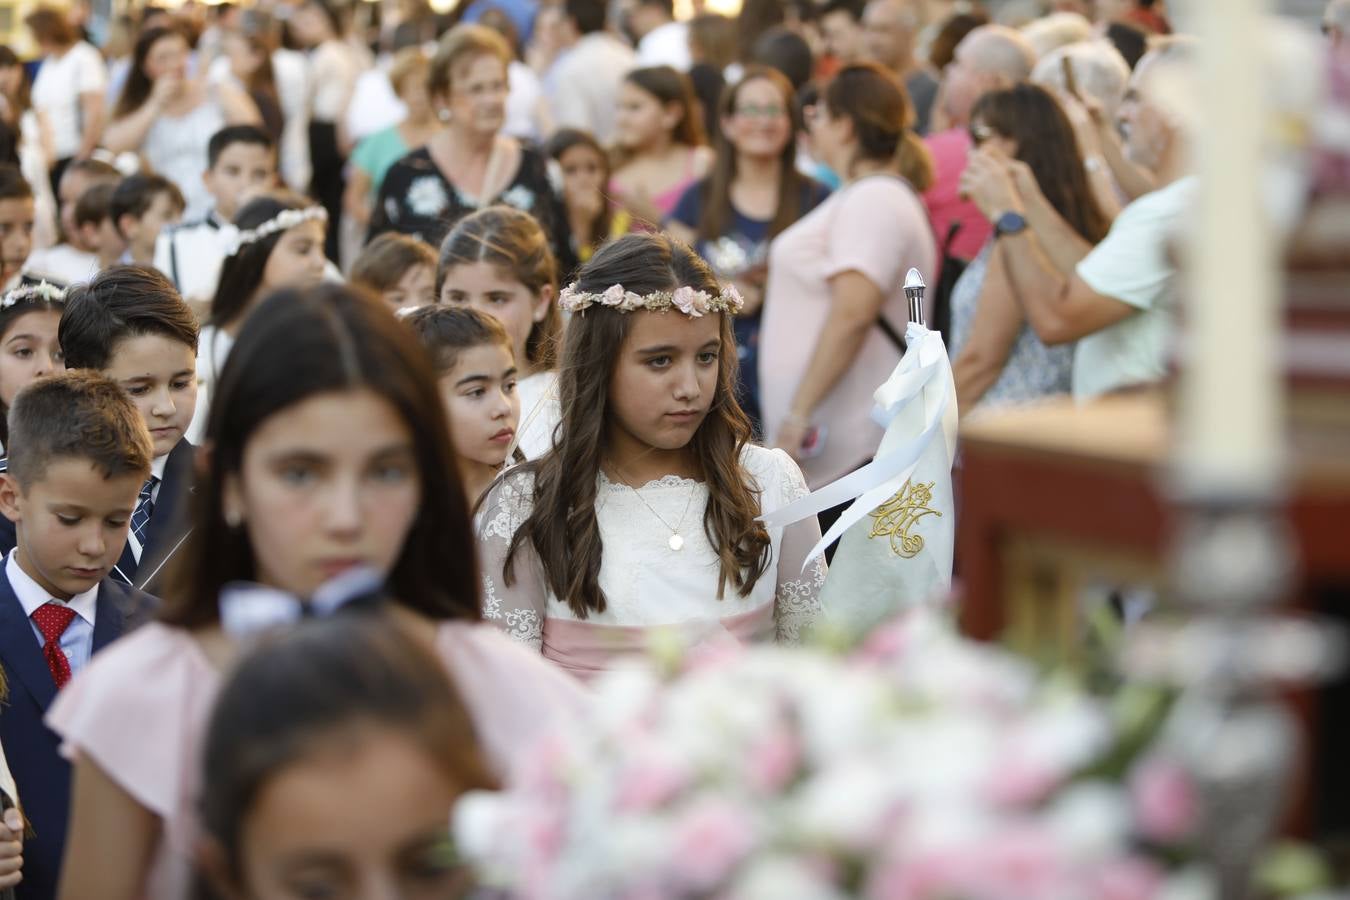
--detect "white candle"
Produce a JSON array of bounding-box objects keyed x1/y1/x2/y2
[{"x1": 1179, "y1": 0, "x2": 1283, "y2": 494}]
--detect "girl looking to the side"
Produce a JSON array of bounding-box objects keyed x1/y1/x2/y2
[
  {"x1": 0, "y1": 282, "x2": 64, "y2": 454},
  {"x1": 437, "y1": 206, "x2": 561, "y2": 458},
  {"x1": 478, "y1": 232, "x2": 825, "y2": 680},
  {"x1": 50, "y1": 284, "x2": 587, "y2": 900},
  {"x1": 405, "y1": 305, "x2": 520, "y2": 507}
]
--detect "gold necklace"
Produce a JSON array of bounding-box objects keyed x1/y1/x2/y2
[{"x1": 609, "y1": 466, "x2": 698, "y2": 551}]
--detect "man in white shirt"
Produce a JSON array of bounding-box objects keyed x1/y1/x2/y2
[
  {"x1": 548, "y1": 0, "x2": 637, "y2": 143},
  {"x1": 961, "y1": 40, "x2": 1198, "y2": 401},
  {"x1": 624, "y1": 0, "x2": 691, "y2": 71}
]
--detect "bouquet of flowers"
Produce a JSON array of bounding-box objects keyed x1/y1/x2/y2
[{"x1": 455, "y1": 608, "x2": 1226, "y2": 900}]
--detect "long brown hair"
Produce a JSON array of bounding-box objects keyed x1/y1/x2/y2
[
  {"x1": 503, "y1": 233, "x2": 771, "y2": 618},
  {"x1": 823, "y1": 62, "x2": 934, "y2": 191},
  {"x1": 436, "y1": 205, "x2": 561, "y2": 371},
  {"x1": 697, "y1": 66, "x2": 805, "y2": 246},
  {"x1": 613, "y1": 66, "x2": 706, "y2": 169},
  {"x1": 971, "y1": 84, "x2": 1109, "y2": 243},
  {"x1": 162, "y1": 284, "x2": 481, "y2": 628}
]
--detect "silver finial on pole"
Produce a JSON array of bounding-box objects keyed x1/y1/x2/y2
[{"x1": 904, "y1": 268, "x2": 926, "y2": 327}]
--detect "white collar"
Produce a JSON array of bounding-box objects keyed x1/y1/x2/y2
[
  {"x1": 6, "y1": 551, "x2": 98, "y2": 625},
  {"x1": 150, "y1": 451, "x2": 170, "y2": 483}
]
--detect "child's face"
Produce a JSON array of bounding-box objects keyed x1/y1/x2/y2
[
  {"x1": 204, "y1": 142, "x2": 277, "y2": 222},
  {"x1": 382, "y1": 263, "x2": 435, "y2": 312},
  {"x1": 260, "y1": 221, "x2": 328, "y2": 297},
  {"x1": 0, "y1": 196, "x2": 35, "y2": 282},
  {"x1": 58, "y1": 172, "x2": 98, "y2": 244},
  {"x1": 134, "y1": 191, "x2": 183, "y2": 252},
  {"x1": 103, "y1": 333, "x2": 198, "y2": 458},
  {"x1": 440, "y1": 342, "x2": 519, "y2": 471},
  {"x1": 557, "y1": 144, "x2": 606, "y2": 200},
  {"x1": 0, "y1": 460, "x2": 143, "y2": 600},
  {"x1": 84, "y1": 216, "x2": 126, "y2": 262},
  {"x1": 608, "y1": 309, "x2": 721, "y2": 452},
  {"x1": 440, "y1": 262, "x2": 547, "y2": 372},
  {"x1": 224, "y1": 389, "x2": 421, "y2": 598},
  {"x1": 230, "y1": 726, "x2": 470, "y2": 900},
  {"x1": 0, "y1": 309, "x2": 62, "y2": 409},
  {"x1": 614, "y1": 82, "x2": 679, "y2": 151}
]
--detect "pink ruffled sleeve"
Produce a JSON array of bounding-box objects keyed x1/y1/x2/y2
[{"x1": 436, "y1": 623, "x2": 591, "y2": 782}]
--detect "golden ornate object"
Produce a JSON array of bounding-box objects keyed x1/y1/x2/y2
[{"x1": 867, "y1": 480, "x2": 943, "y2": 558}]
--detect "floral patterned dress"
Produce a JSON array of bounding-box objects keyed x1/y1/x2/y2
[
  {"x1": 475, "y1": 445, "x2": 826, "y2": 681},
  {"x1": 368, "y1": 143, "x2": 574, "y2": 271}
]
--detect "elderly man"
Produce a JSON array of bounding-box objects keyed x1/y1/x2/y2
[
  {"x1": 961, "y1": 40, "x2": 1198, "y2": 402},
  {"x1": 862, "y1": 0, "x2": 938, "y2": 133},
  {"x1": 923, "y1": 24, "x2": 1037, "y2": 261}
]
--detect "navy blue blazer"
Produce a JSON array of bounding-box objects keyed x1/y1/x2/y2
[
  {"x1": 0, "y1": 572, "x2": 156, "y2": 900},
  {"x1": 0, "y1": 438, "x2": 196, "y2": 598}
]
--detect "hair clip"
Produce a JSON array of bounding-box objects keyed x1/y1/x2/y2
[{"x1": 218, "y1": 565, "x2": 385, "y2": 639}]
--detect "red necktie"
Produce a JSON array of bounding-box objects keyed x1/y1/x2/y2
[{"x1": 31, "y1": 602, "x2": 78, "y2": 689}]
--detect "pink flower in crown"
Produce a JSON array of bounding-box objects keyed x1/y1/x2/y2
[
  {"x1": 601, "y1": 284, "x2": 627, "y2": 307},
  {"x1": 1130, "y1": 757, "x2": 1198, "y2": 843},
  {"x1": 671, "y1": 285, "x2": 703, "y2": 317},
  {"x1": 723, "y1": 283, "x2": 745, "y2": 313}
]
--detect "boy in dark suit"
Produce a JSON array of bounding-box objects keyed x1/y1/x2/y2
[
  {"x1": 0, "y1": 266, "x2": 198, "y2": 597},
  {"x1": 0, "y1": 371, "x2": 157, "y2": 900}
]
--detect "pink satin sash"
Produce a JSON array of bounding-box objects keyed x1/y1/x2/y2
[{"x1": 542, "y1": 603, "x2": 775, "y2": 681}]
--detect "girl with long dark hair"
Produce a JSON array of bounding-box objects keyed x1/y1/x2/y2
[
  {"x1": 667, "y1": 66, "x2": 829, "y2": 434},
  {"x1": 478, "y1": 232, "x2": 825, "y2": 679},
  {"x1": 949, "y1": 83, "x2": 1110, "y2": 412},
  {"x1": 49, "y1": 284, "x2": 587, "y2": 900}
]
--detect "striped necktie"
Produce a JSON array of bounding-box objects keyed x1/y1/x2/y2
[{"x1": 130, "y1": 476, "x2": 158, "y2": 557}]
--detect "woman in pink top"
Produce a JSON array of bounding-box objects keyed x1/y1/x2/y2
[
  {"x1": 49, "y1": 284, "x2": 587, "y2": 900},
  {"x1": 608, "y1": 66, "x2": 714, "y2": 228},
  {"x1": 760, "y1": 63, "x2": 939, "y2": 488}
]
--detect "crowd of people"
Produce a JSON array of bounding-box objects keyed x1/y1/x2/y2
[{"x1": 0, "y1": 0, "x2": 1277, "y2": 896}]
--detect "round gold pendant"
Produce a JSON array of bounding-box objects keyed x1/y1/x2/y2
[{"x1": 668, "y1": 534, "x2": 685, "y2": 551}]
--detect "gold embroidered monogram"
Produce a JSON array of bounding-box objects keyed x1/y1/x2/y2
[{"x1": 867, "y1": 480, "x2": 942, "y2": 558}]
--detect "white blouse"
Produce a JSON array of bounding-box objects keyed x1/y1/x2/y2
[{"x1": 477, "y1": 444, "x2": 826, "y2": 645}]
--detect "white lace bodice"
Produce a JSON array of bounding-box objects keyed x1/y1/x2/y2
[{"x1": 477, "y1": 445, "x2": 825, "y2": 648}]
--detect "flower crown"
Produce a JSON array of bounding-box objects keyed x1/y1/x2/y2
[
  {"x1": 1, "y1": 281, "x2": 66, "y2": 310},
  {"x1": 221, "y1": 206, "x2": 328, "y2": 257},
  {"x1": 558, "y1": 282, "x2": 744, "y2": 317}
]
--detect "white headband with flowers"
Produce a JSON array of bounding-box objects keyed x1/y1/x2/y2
[
  {"x1": 1, "y1": 281, "x2": 66, "y2": 310},
  {"x1": 221, "y1": 206, "x2": 328, "y2": 257},
  {"x1": 558, "y1": 283, "x2": 744, "y2": 318}
]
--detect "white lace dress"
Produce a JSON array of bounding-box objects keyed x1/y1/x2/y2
[{"x1": 476, "y1": 445, "x2": 826, "y2": 678}]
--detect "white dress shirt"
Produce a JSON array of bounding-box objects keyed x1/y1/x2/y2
[{"x1": 7, "y1": 551, "x2": 97, "y2": 677}]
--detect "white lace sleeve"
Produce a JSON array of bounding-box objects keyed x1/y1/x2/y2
[
  {"x1": 476, "y1": 470, "x2": 547, "y2": 651},
  {"x1": 769, "y1": 451, "x2": 827, "y2": 644}
]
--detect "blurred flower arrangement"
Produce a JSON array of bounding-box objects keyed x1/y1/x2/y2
[{"x1": 454, "y1": 607, "x2": 1344, "y2": 900}]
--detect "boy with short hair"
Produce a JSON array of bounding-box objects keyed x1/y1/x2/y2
[
  {"x1": 24, "y1": 159, "x2": 119, "y2": 286},
  {"x1": 57, "y1": 265, "x2": 199, "y2": 594},
  {"x1": 155, "y1": 124, "x2": 277, "y2": 307},
  {"x1": 71, "y1": 182, "x2": 124, "y2": 274},
  {"x1": 0, "y1": 370, "x2": 157, "y2": 900},
  {"x1": 110, "y1": 174, "x2": 186, "y2": 267},
  {"x1": 0, "y1": 164, "x2": 35, "y2": 290}
]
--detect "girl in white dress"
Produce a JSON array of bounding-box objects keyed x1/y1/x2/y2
[
  {"x1": 478, "y1": 232, "x2": 825, "y2": 679},
  {"x1": 437, "y1": 206, "x2": 562, "y2": 458}
]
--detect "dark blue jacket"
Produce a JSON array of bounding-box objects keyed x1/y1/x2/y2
[{"x1": 0, "y1": 573, "x2": 156, "y2": 900}]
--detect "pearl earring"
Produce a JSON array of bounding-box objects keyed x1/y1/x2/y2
[
  {"x1": 438, "y1": 108, "x2": 451, "y2": 123},
  {"x1": 225, "y1": 508, "x2": 242, "y2": 529}
]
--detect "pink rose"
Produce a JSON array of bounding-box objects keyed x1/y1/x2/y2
[
  {"x1": 1091, "y1": 857, "x2": 1165, "y2": 900},
  {"x1": 1130, "y1": 758, "x2": 1198, "y2": 843},
  {"x1": 671, "y1": 285, "x2": 703, "y2": 317},
  {"x1": 722, "y1": 283, "x2": 744, "y2": 312},
  {"x1": 746, "y1": 728, "x2": 801, "y2": 794},
  {"x1": 614, "y1": 756, "x2": 690, "y2": 812},
  {"x1": 602, "y1": 283, "x2": 627, "y2": 306},
  {"x1": 671, "y1": 797, "x2": 756, "y2": 891}
]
